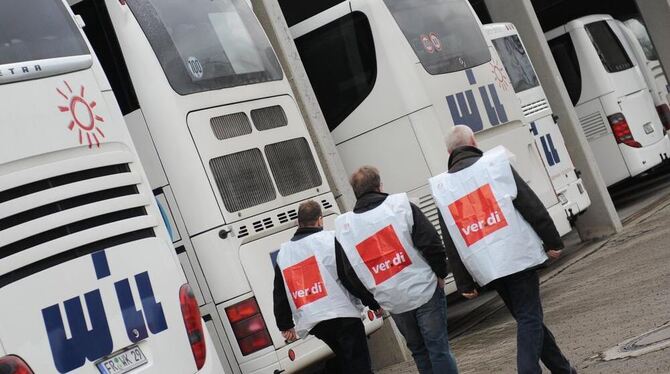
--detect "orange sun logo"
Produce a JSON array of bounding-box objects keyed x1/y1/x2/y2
[
  {"x1": 490, "y1": 60, "x2": 510, "y2": 91},
  {"x1": 57, "y1": 80, "x2": 105, "y2": 148}
]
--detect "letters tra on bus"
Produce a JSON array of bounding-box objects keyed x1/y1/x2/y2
[
  {"x1": 356, "y1": 225, "x2": 412, "y2": 284},
  {"x1": 283, "y1": 256, "x2": 328, "y2": 309},
  {"x1": 449, "y1": 184, "x2": 508, "y2": 246}
]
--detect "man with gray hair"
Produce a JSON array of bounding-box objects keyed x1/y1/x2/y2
[
  {"x1": 335, "y1": 167, "x2": 459, "y2": 374},
  {"x1": 431, "y1": 125, "x2": 576, "y2": 374}
]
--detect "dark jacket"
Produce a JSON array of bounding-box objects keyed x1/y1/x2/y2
[
  {"x1": 335, "y1": 192, "x2": 448, "y2": 310},
  {"x1": 437, "y1": 146, "x2": 564, "y2": 293},
  {"x1": 272, "y1": 226, "x2": 369, "y2": 332}
]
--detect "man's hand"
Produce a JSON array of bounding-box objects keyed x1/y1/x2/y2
[
  {"x1": 462, "y1": 289, "x2": 479, "y2": 299},
  {"x1": 547, "y1": 250, "x2": 562, "y2": 260},
  {"x1": 281, "y1": 328, "x2": 297, "y2": 343},
  {"x1": 374, "y1": 308, "x2": 384, "y2": 318},
  {"x1": 437, "y1": 278, "x2": 446, "y2": 289}
]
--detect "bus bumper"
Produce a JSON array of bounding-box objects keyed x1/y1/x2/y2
[{"x1": 621, "y1": 134, "x2": 670, "y2": 177}]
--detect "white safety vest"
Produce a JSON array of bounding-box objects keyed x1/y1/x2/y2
[
  {"x1": 429, "y1": 146, "x2": 547, "y2": 286},
  {"x1": 276, "y1": 231, "x2": 361, "y2": 338},
  {"x1": 335, "y1": 194, "x2": 437, "y2": 314}
]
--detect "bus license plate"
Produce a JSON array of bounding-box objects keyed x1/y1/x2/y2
[
  {"x1": 644, "y1": 123, "x2": 654, "y2": 134},
  {"x1": 97, "y1": 346, "x2": 147, "y2": 374}
]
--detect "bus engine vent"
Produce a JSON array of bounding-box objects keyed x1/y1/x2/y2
[
  {"x1": 265, "y1": 138, "x2": 322, "y2": 196},
  {"x1": 251, "y1": 105, "x2": 288, "y2": 131},
  {"x1": 579, "y1": 111, "x2": 609, "y2": 140},
  {"x1": 210, "y1": 149, "x2": 277, "y2": 212},
  {"x1": 210, "y1": 112, "x2": 252, "y2": 140},
  {"x1": 521, "y1": 99, "x2": 550, "y2": 117},
  {"x1": 0, "y1": 151, "x2": 156, "y2": 285},
  {"x1": 418, "y1": 193, "x2": 442, "y2": 238}
]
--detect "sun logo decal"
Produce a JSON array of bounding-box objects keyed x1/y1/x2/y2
[
  {"x1": 490, "y1": 60, "x2": 510, "y2": 91},
  {"x1": 57, "y1": 81, "x2": 106, "y2": 149}
]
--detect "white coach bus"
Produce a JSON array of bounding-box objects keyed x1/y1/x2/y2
[
  {"x1": 67, "y1": 0, "x2": 382, "y2": 373},
  {"x1": 484, "y1": 23, "x2": 591, "y2": 222},
  {"x1": 619, "y1": 18, "x2": 670, "y2": 129},
  {"x1": 0, "y1": 0, "x2": 224, "y2": 373},
  {"x1": 279, "y1": 0, "x2": 572, "y2": 247},
  {"x1": 546, "y1": 15, "x2": 670, "y2": 187}
]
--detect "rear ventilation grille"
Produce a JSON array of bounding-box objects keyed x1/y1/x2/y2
[
  {"x1": 418, "y1": 193, "x2": 442, "y2": 237},
  {"x1": 251, "y1": 106, "x2": 288, "y2": 131},
  {"x1": 0, "y1": 156, "x2": 155, "y2": 275},
  {"x1": 265, "y1": 138, "x2": 322, "y2": 196},
  {"x1": 321, "y1": 200, "x2": 333, "y2": 209},
  {"x1": 580, "y1": 112, "x2": 609, "y2": 140},
  {"x1": 210, "y1": 112, "x2": 252, "y2": 140},
  {"x1": 235, "y1": 204, "x2": 318, "y2": 239},
  {"x1": 521, "y1": 99, "x2": 550, "y2": 117}
]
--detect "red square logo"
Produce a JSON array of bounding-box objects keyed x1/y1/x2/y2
[
  {"x1": 355, "y1": 225, "x2": 413, "y2": 285},
  {"x1": 448, "y1": 184, "x2": 508, "y2": 247},
  {"x1": 283, "y1": 256, "x2": 328, "y2": 309}
]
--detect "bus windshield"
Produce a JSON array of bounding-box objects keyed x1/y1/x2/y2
[
  {"x1": 383, "y1": 0, "x2": 490, "y2": 75},
  {"x1": 127, "y1": 0, "x2": 283, "y2": 95},
  {"x1": 491, "y1": 35, "x2": 540, "y2": 93},
  {"x1": 0, "y1": 0, "x2": 89, "y2": 65}
]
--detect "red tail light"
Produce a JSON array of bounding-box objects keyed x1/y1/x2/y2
[
  {"x1": 367, "y1": 310, "x2": 375, "y2": 321},
  {"x1": 0, "y1": 355, "x2": 32, "y2": 374},
  {"x1": 225, "y1": 298, "x2": 273, "y2": 356},
  {"x1": 180, "y1": 284, "x2": 206, "y2": 370},
  {"x1": 608, "y1": 113, "x2": 641, "y2": 148},
  {"x1": 657, "y1": 104, "x2": 670, "y2": 131}
]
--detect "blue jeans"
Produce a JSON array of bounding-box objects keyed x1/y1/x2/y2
[
  {"x1": 492, "y1": 270, "x2": 572, "y2": 374},
  {"x1": 391, "y1": 286, "x2": 459, "y2": 374}
]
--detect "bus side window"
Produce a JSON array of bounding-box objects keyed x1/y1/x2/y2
[
  {"x1": 549, "y1": 34, "x2": 582, "y2": 106},
  {"x1": 72, "y1": 0, "x2": 140, "y2": 115},
  {"x1": 295, "y1": 12, "x2": 377, "y2": 131}
]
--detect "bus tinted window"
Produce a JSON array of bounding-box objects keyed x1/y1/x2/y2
[
  {"x1": 127, "y1": 0, "x2": 282, "y2": 95},
  {"x1": 549, "y1": 34, "x2": 582, "y2": 105},
  {"x1": 383, "y1": 0, "x2": 490, "y2": 75},
  {"x1": 585, "y1": 21, "x2": 633, "y2": 73},
  {"x1": 492, "y1": 35, "x2": 540, "y2": 94},
  {"x1": 624, "y1": 19, "x2": 658, "y2": 61},
  {"x1": 278, "y1": 0, "x2": 345, "y2": 27},
  {"x1": 0, "y1": 0, "x2": 89, "y2": 65},
  {"x1": 295, "y1": 12, "x2": 377, "y2": 131}
]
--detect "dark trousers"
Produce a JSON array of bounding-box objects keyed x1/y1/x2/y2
[
  {"x1": 310, "y1": 318, "x2": 373, "y2": 374},
  {"x1": 491, "y1": 270, "x2": 572, "y2": 374}
]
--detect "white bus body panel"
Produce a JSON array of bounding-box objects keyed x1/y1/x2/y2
[
  {"x1": 484, "y1": 23, "x2": 590, "y2": 220},
  {"x1": 547, "y1": 15, "x2": 670, "y2": 186}
]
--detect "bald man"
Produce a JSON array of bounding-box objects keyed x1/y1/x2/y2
[{"x1": 431, "y1": 125, "x2": 576, "y2": 374}]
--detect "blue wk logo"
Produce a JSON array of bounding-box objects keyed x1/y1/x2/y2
[
  {"x1": 530, "y1": 122, "x2": 561, "y2": 166},
  {"x1": 41, "y1": 251, "x2": 168, "y2": 373},
  {"x1": 446, "y1": 69, "x2": 508, "y2": 131}
]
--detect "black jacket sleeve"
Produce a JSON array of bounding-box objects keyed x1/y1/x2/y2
[
  {"x1": 272, "y1": 264, "x2": 294, "y2": 331},
  {"x1": 511, "y1": 168, "x2": 564, "y2": 251},
  {"x1": 438, "y1": 211, "x2": 477, "y2": 293},
  {"x1": 410, "y1": 203, "x2": 449, "y2": 279},
  {"x1": 335, "y1": 240, "x2": 381, "y2": 310}
]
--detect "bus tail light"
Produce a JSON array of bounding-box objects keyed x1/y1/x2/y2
[
  {"x1": 0, "y1": 355, "x2": 33, "y2": 374},
  {"x1": 657, "y1": 104, "x2": 670, "y2": 131},
  {"x1": 225, "y1": 298, "x2": 273, "y2": 355},
  {"x1": 608, "y1": 113, "x2": 641, "y2": 148},
  {"x1": 180, "y1": 284, "x2": 206, "y2": 370}
]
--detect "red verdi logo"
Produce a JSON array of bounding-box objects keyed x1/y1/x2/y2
[
  {"x1": 356, "y1": 225, "x2": 412, "y2": 285},
  {"x1": 448, "y1": 184, "x2": 508, "y2": 246},
  {"x1": 283, "y1": 256, "x2": 328, "y2": 309}
]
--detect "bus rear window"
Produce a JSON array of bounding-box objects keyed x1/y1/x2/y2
[
  {"x1": 624, "y1": 18, "x2": 658, "y2": 61},
  {"x1": 549, "y1": 34, "x2": 582, "y2": 105},
  {"x1": 127, "y1": 0, "x2": 283, "y2": 95},
  {"x1": 383, "y1": 0, "x2": 490, "y2": 75},
  {"x1": 585, "y1": 21, "x2": 633, "y2": 73},
  {"x1": 491, "y1": 35, "x2": 540, "y2": 94},
  {"x1": 0, "y1": 0, "x2": 89, "y2": 65}
]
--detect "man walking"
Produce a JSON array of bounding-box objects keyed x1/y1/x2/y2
[
  {"x1": 273, "y1": 200, "x2": 374, "y2": 374},
  {"x1": 430, "y1": 125, "x2": 576, "y2": 374},
  {"x1": 335, "y1": 166, "x2": 459, "y2": 374}
]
